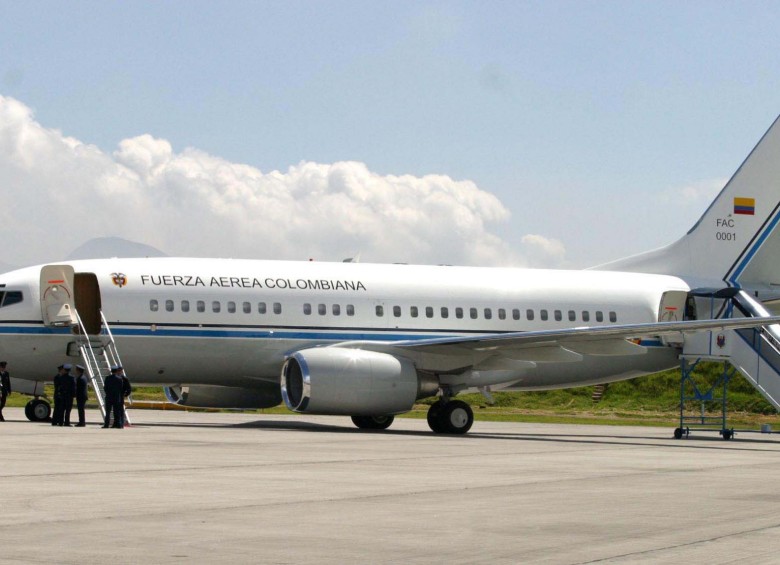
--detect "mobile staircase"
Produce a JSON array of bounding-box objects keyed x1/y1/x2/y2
[
  {"x1": 679, "y1": 290, "x2": 780, "y2": 439},
  {"x1": 74, "y1": 311, "x2": 131, "y2": 426}
]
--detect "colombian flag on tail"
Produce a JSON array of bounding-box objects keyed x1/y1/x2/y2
[{"x1": 734, "y1": 197, "x2": 755, "y2": 215}]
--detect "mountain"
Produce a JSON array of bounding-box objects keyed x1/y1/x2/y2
[{"x1": 66, "y1": 237, "x2": 168, "y2": 260}]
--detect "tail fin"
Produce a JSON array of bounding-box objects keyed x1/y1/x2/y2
[{"x1": 596, "y1": 115, "x2": 780, "y2": 291}]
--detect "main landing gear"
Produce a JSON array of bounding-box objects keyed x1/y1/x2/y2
[
  {"x1": 351, "y1": 415, "x2": 395, "y2": 430},
  {"x1": 24, "y1": 398, "x2": 51, "y2": 422},
  {"x1": 427, "y1": 399, "x2": 474, "y2": 434}
]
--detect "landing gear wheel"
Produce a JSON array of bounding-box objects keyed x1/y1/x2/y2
[
  {"x1": 442, "y1": 400, "x2": 474, "y2": 434},
  {"x1": 673, "y1": 427, "x2": 683, "y2": 440},
  {"x1": 428, "y1": 399, "x2": 474, "y2": 434},
  {"x1": 26, "y1": 399, "x2": 51, "y2": 422},
  {"x1": 351, "y1": 415, "x2": 395, "y2": 430},
  {"x1": 427, "y1": 400, "x2": 447, "y2": 433},
  {"x1": 722, "y1": 429, "x2": 733, "y2": 440}
]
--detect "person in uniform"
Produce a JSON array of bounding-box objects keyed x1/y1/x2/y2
[
  {"x1": 103, "y1": 366, "x2": 125, "y2": 429},
  {"x1": 60, "y1": 363, "x2": 76, "y2": 427},
  {"x1": 74, "y1": 365, "x2": 89, "y2": 427},
  {"x1": 0, "y1": 361, "x2": 10, "y2": 422},
  {"x1": 51, "y1": 364, "x2": 67, "y2": 426}
]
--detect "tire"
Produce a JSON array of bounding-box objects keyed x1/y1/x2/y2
[
  {"x1": 673, "y1": 427, "x2": 683, "y2": 440},
  {"x1": 427, "y1": 400, "x2": 447, "y2": 433},
  {"x1": 29, "y1": 399, "x2": 51, "y2": 422},
  {"x1": 441, "y1": 400, "x2": 474, "y2": 434},
  {"x1": 722, "y1": 429, "x2": 733, "y2": 440},
  {"x1": 351, "y1": 415, "x2": 395, "y2": 430}
]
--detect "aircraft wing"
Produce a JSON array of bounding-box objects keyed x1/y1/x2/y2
[{"x1": 335, "y1": 316, "x2": 780, "y2": 372}]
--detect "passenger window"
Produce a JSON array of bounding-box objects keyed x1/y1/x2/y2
[
  {"x1": 273, "y1": 302, "x2": 282, "y2": 314},
  {"x1": 303, "y1": 303, "x2": 312, "y2": 315},
  {"x1": 333, "y1": 304, "x2": 341, "y2": 316},
  {"x1": 165, "y1": 299, "x2": 174, "y2": 312},
  {"x1": 393, "y1": 306, "x2": 402, "y2": 317},
  {"x1": 512, "y1": 309, "x2": 520, "y2": 320},
  {"x1": 541, "y1": 309, "x2": 549, "y2": 321},
  {"x1": 346, "y1": 304, "x2": 355, "y2": 316},
  {"x1": 318, "y1": 304, "x2": 326, "y2": 315},
  {"x1": 197, "y1": 300, "x2": 205, "y2": 313},
  {"x1": 526, "y1": 309, "x2": 535, "y2": 321},
  {"x1": 376, "y1": 305, "x2": 384, "y2": 317},
  {"x1": 484, "y1": 308, "x2": 492, "y2": 320},
  {"x1": 258, "y1": 302, "x2": 267, "y2": 314},
  {"x1": 470, "y1": 307, "x2": 478, "y2": 319},
  {"x1": 426, "y1": 306, "x2": 434, "y2": 318},
  {"x1": 498, "y1": 308, "x2": 506, "y2": 320},
  {"x1": 243, "y1": 302, "x2": 251, "y2": 314},
  {"x1": 596, "y1": 311, "x2": 604, "y2": 322},
  {"x1": 212, "y1": 301, "x2": 221, "y2": 313},
  {"x1": 441, "y1": 307, "x2": 449, "y2": 319},
  {"x1": 582, "y1": 311, "x2": 590, "y2": 322},
  {"x1": 150, "y1": 299, "x2": 159, "y2": 312},
  {"x1": 455, "y1": 307, "x2": 464, "y2": 319},
  {"x1": 609, "y1": 311, "x2": 617, "y2": 322},
  {"x1": 554, "y1": 310, "x2": 562, "y2": 321},
  {"x1": 411, "y1": 306, "x2": 419, "y2": 318},
  {"x1": 1, "y1": 291, "x2": 23, "y2": 307},
  {"x1": 568, "y1": 310, "x2": 576, "y2": 322},
  {"x1": 181, "y1": 300, "x2": 190, "y2": 313},
  {"x1": 227, "y1": 301, "x2": 236, "y2": 313}
]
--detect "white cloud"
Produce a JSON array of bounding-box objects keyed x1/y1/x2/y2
[
  {"x1": 0, "y1": 95, "x2": 566, "y2": 268},
  {"x1": 519, "y1": 234, "x2": 566, "y2": 268}
]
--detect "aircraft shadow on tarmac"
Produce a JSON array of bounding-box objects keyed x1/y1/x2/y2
[{"x1": 134, "y1": 417, "x2": 780, "y2": 452}]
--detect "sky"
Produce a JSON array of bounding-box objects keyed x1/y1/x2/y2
[{"x1": 1, "y1": 1, "x2": 780, "y2": 271}]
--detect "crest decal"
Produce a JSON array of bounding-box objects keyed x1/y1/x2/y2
[{"x1": 111, "y1": 273, "x2": 128, "y2": 288}]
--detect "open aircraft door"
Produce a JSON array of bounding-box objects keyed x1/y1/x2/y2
[{"x1": 40, "y1": 264, "x2": 77, "y2": 327}]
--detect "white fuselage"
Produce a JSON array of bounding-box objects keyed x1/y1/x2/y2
[{"x1": 0, "y1": 258, "x2": 690, "y2": 391}]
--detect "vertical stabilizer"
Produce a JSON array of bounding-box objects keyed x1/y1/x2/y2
[{"x1": 596, "y1": 115, "x2": 780, "y2": 290}]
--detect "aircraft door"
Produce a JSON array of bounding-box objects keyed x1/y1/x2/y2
[
  {"x1": 74, "y1": 273, "x2": 102, "y2": 335},
  {"x1": 658, "y1": 290, "x2": 687, "y2": 322},
  {"x1": 40, "y1": 265, "x2": 77, "y2": 327}
]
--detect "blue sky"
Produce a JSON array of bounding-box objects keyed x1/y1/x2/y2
[{"x1": 2, "y1": 1, "x2": 780, "y2": 268}]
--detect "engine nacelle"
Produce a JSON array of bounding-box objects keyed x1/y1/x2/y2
[
  {"x1": 281, "y1": 348, "x2": 426, "y2": 415},
  {"x1": 164, "y1": 384, "x2": 281, "y2": 409}
]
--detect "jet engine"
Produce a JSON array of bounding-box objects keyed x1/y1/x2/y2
[
  {"x1": 281, "y1": 347, "x2": 436, "y2": 415},
  {"x1": 164, "y1": 384, "x2": 282, "y2": 409}
]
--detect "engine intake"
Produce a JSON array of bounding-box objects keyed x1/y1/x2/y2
[{"x1": 281, "y1": 348, "x2": 424, "y2": 415}]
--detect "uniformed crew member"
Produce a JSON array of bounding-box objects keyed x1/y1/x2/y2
[
  {"x1": 51, "y1": 364, "x2": 67, "y2": 426},
  {"x1": 60, "y1": 363, "x2": 76, "y2": 426},
  {"x1": 74, "y1": 365, "x2": 89, "y2": 427},
  {"x1": 0, "y1": 361, "x2": 10, "y2": 422},
  {"x1": 103, "y1": 365, "x2": 125, "y2": 429}
]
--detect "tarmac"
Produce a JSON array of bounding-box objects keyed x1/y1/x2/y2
[{"x1": 2, "y1": 407, "x2": 780, "y2": 564}]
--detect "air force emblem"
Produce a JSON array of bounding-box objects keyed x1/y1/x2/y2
[
  {"x1": 111, "y1": 273, "x2": 128, "y2": 288},
  {"x1": 716, "y1": 334, "x2": 726, "y2": 348}
]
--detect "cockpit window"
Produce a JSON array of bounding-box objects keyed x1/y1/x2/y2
[{"x1": 0, "y1": 291, "x2": 23, "y2": 307}]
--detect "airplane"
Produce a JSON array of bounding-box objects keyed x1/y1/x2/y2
[{"x1": 3, "y1": 115, "x2": 780, "y2": 435}]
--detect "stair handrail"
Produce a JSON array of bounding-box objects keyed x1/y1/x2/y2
[{"x1": 732, "y1": 291, "x2": 780, "y2": 352}]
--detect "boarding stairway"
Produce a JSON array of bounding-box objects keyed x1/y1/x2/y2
[
  {"x1": 679, "y1": 290, "x2": 780, "y2": 437},
  {"x1": 727, "y1": 292, "x2": 780, "y2": 409},
  {"x1": 74, "y1": 311, "x2": 131, "y2": 426}
]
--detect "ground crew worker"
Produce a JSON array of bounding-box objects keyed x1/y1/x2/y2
[
  {"x1": 74, "y1": 365, "x2": 89, "y2": 427},
  {"x1": 103, "y1": 366, "x2": 124, "y2": 429},
  {"x1": 60, "y1": 363, "x2": 76, "y2": 426},
  {"x1": 0, "y1": 361, "x2": 10, "y2": 422}
]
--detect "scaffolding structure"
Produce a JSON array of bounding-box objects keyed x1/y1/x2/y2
[{"x1": 675, "y1": 357, "x2": 736, "y2": 440}]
